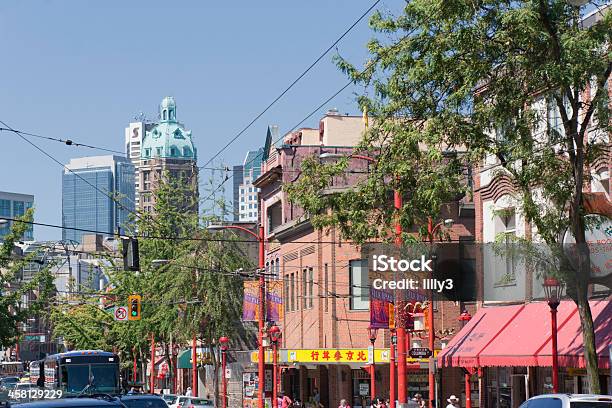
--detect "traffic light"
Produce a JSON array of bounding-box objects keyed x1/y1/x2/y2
[
  {"x1": 128, "y1": 295, "x2": 141, "y2": 321},
  {"x1": 122, "y1": 238, "x2": 140, "y2": 271}
]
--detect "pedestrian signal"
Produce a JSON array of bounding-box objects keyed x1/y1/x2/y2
[{"x1": 128, "y1": 295, "x2": 141, "y2": 321}]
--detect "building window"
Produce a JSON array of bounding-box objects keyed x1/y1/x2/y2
[
  {"x1": 170, "y1": 147, "x2": 176, "y2": 156},
  {"x1": 547, "y1": 93, "x2": 572, "y2": 137},
  {"x1": 284, "y1": 275, "x2": 289, "y2": 314},
  {"x1": 156, "y1": 147, "x2": 162, "y2": 156},
  {"x1": 163, "y1": 110, "x2": 167, "y2": 120},
  {"x1": 302, "y1": 269, "x2": 307, "y2": 310},
  {"x1": 349, "y1": 259, "x2": 369, "y2": 310},
  {"x1": 183, "y1": 147, "x2": 190, "y2": 156},
  {"x1": 324, "y1": 263, "x2": 329, "y2": 312},
  {"x1": 290, "y1": 273, "x2": 295, "y2": 312},
  {"x1": 275, "y1": 259, "x2": 280, "y2": 278},
  {"x1": 308, "y1": 268, "x2": 314, "y2": 309},
  {"x1": 495, "y1": 208, "x2": 517, "y2": 285}
]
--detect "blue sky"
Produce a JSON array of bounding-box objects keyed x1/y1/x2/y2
[{"x1": 0, "y1": 1, "x2": 402, "y2": 241}]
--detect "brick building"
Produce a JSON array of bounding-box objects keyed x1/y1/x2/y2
[{"x1": 253, "y1": 111, "x2": 477, "y2": 407}]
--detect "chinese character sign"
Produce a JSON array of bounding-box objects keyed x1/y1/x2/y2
[{"x1": 370, "y1": 287, "x2": 394, "y2": 329}]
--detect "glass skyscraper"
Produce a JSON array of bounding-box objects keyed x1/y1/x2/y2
[
  {"x1": 0, "y1": 191, "x2": 34, "y2": 240},
  {"x1": 62, "y1": 155, "x2": 135, "y2": 243}
]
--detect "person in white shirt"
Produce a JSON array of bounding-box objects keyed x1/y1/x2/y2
[{"x1": 446, "y1": 395, "x2": 460, "y2": 408}]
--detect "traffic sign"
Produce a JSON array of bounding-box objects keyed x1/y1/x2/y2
[
  {"x1": 225, "y1": 368, "x2": 231, "y2": 379},
  {"x1": 114, "y1": 306, "x2": 128, "y2": 321},
  {"x1": 409, "y1": 347, "x2": 432, "y2": 358}
]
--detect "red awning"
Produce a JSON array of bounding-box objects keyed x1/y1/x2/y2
[
  {"x1": 438, "y1": 299, "x2": 611, "y2": 369},
  {"x1": 437, "y1": 303, "x2": 525, "y2": 368}
]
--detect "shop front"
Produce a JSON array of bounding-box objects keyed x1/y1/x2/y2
[
  {"x1": 248, "y1": 348, "x2": 432, "y2": 407},
  {"x1": 438, "y1": 299, "x2": 611, "y2": 407}
]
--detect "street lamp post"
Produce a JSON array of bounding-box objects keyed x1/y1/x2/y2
[
  {"x1": 207, "y1": 223, "x2": 265, "y2": 408},
  {"x1": 269, "y1": 325, "x2": 282, "y2": 407},
  {"x1": 427, "y1": 217, "x2": 453, "y2": 407},
  {"x1": 458, "y1": 311, "x2": 473, "y2": 408},
  {"x1": 319, "y1": 152, "x2": 408, "y2": 405},
  {"x1": 219, "y1": 336, "x2": 230, "y2": 408},
  {"x1": 543, "y1": 277, "x2": 564, "y2": 393},
  {"x1": 368, "y1": 326, "x2": 379, "y2": 404},
  {"x1": 390, "y1": 329, "x2": 397, "y2": 407}
]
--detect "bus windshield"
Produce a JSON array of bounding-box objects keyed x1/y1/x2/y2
[{"x1": 61, "y1": 364, "x2": 119, "y2": 394}]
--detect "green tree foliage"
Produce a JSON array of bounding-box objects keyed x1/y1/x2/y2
[
  {"x1": 50, "y1": 172, "x2": 252, "y2": 396},
  {"x1": 0, "y1": 208, "x2": 54, "y2": 348},
  {"x1": 288, "y1": 0, "x2": 610, "y2": 393}
]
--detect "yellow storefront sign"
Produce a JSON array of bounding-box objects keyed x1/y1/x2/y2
[{"x1": 249, "y1": 348, "x2": 438, "y2": 364}]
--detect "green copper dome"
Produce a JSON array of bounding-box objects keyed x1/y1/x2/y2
[{"x1": 141, "y1": 97, "x2": 197, "y2": 160}]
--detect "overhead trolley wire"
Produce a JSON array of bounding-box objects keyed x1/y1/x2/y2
[{"x1": 197, "y1": 0, "x2": 382, "y2": 172}]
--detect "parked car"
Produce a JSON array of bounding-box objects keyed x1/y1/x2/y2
[
  {"x1": 0, "y1": 377, "x2": 20, "y2": 390},
  {"x1": 179, "y1": 398, "x2": 212, "y2": 408},
  {"x1": 519, "y1": 394, "x2": 612, "y2": 407},
  {"x1": 167, "y1": 396, "x2": 188, "y2": 408},
  {"x1": 159, "y1": 396, "x2": 174, "y2": 405},
  {"x1": 119, "y1": 395, "x2": 168, "y2": 408}
]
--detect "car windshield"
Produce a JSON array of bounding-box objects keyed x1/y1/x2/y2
[
  {"x1": 122, "y1": 399, "x2": 169, "y2": 408},
  {"x1": 62, "y1": 364, "x2": 118, "y2": 393},
  {"x1": 571, "y1": 403, "x2": 612, "y2": 407}
]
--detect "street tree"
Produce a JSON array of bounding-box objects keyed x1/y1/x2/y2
[
  {"x1": 287, "y1": 0, "x2": 611, "y2": 393},
  {"x1": 0, "y1": 209, "x2": 54, "y2": 349}
]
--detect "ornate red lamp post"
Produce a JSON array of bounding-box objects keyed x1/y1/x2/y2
[
  {"x1": 390, "y1": 328, "x2": 397, "y2": 407},
  {"x1": 458, "y1": 311, "x2": 473, "y2": 408},
  {"x1": 368, "y1": 326, "x2": 379, "y2": 404},
  {"x1": 269, "y1": 325, "x2": 282, "y2": 407},
  {"x1": 219, "y1": 336, "x2": 230, "y2": 408},
  {"x1": 208, "y1": 224, "x2": 265, "y2": 408},
  {"x1": 543, "y1": 277, "x2": 564, "y2": 393}
]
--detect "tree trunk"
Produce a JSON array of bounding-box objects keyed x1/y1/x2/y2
[
  {"x1": 575, "y1": 287, "x2": 601, "y2": 393},
  {"x1": 570, "y1": 203, "x2": 601, "y2": 394}
]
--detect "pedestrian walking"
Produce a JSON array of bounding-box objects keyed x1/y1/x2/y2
[
  {"x1": 413, "y1": 393, "x2": 426, "y2": 408},
  {"x1": 446, "y1": 395, "x2": 460, "y2": 408},
  {"x1": 338, "y1": 399, "x2": 350, "y2": 408},
  {"x1": 280, "y1": 391, "x2": 293, "y2": 408},
  {"x1": 185, "y1": 387, "x2": 192, "y2": 396}
]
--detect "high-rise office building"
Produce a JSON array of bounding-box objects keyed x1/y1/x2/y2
[
  {"x1": 237, "y1": 148, "x2": 264, "y2": 222},
  {"x1": 232, "y1": 165, "x2": 244, "y2": 221},
  {"x1": 62, "y1": 155, "x2": 135, "y2": 243},
  {"x1": 125, "y1": 120, "x2": 155, "y2": 208},
  {"x1": 0, "y1": 191, "x2": 34, "y2": 240},
  {"x1": 138, "y1": 97, "x2": 198, "y2": 213}
]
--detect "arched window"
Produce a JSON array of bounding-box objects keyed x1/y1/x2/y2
[
  {"x1": 162, "y1": 110, "x2": 167, "y2": 120},
  {"x1": 169, "y1": 109, "x2": 174, "y2": 120}
]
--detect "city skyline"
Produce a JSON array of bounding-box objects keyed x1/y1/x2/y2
[{"x1": 0, "y1": 1, "x2": 390, "y2": 241}]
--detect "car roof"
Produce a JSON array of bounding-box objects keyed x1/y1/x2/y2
[
  {"x1": 531, "y1": 394, "x2": 612, "y2": 402},
  {"x1": 120, "y1": 395, "x2": 164, "y2": 400},
  {"x1": 13, "y1": 398, "x2": 125, "y2": 408}
]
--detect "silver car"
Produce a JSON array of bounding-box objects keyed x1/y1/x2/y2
[{"x1": 519, "y1": 394, "x2": 612, "y2": 408}]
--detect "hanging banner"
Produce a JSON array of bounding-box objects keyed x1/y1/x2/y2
[
  {"x1": 242, "y1": 281, "x2": 260, "y2": 321},
  {"x1": 370, "y1": 287, "x2": 394, "y2": 329},
  {"x1": 242, "y1": 280, "x2": 284, "y2": 322},
  {"x1": 265, "y1": 281, "x2": 283, "y2": 323}
]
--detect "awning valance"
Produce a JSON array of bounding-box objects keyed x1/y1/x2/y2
[
  {"x1": 438, "y1": 299, "x2": 611, "y2": 369},
  {"x1": 177, "y1": 348, "x2": 214, "y2": 369}
]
